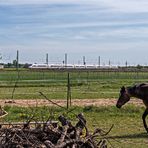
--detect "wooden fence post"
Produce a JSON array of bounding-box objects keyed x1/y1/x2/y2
[{"x1": 67, "y1": 72, "x2": 71, "y2": 109}]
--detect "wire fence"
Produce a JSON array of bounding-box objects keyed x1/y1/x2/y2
[{"x1": 0, "y1": 69, "x2": 148, "y2": 101}]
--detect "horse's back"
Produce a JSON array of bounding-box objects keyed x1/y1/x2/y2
[
  {"x1": 139, "y1": 83, "x2": 148, "y2": 90},
  {"x1": 137, "y1": 83, "x2": 148, "y2": 88},
  {"x1": 136, "y1": 83, "x2": 148, "y2": 98}
]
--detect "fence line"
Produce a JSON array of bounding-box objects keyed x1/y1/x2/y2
[{"x1": 0, "y1": 69, "x2": 148, "y2": 100}]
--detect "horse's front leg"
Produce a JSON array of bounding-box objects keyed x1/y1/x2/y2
[{"x1": 142, "y1": 108, "x2": 148, "y2": 133}]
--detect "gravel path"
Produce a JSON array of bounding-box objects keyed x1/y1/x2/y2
[{"x1": 1, "y1": 98, "x2": 144, "y2": 107}]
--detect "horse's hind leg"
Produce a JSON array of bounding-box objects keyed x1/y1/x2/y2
[{"x1": 142, "y1": 108, "x2": 148, "y2": 133}]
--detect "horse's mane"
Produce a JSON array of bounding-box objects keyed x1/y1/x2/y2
[
  {"x1": 127, "y1": 83, "x2": 148, "y2": 97},
  {"x1": 128, "y1": 83, "x2": 148, "y2": 90}
]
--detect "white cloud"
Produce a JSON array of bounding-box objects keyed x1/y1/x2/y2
[
  {"x1": 1, "y1": 0, "x2": 148, "y2": 13},
  {"x1": 0, "y1": 0, "x2": 99, "y2": 5},
  {"x1": 99, "y1": 0, "x2": 148, "y2": 12}
]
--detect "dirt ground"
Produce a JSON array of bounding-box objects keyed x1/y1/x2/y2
[{"x1": 1, "y1": 98, "x2": 145, "y2": 107}]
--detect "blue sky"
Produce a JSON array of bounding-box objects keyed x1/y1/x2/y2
[{"x1": 0, "y1": 0, "x2": 148, "y2": 65}]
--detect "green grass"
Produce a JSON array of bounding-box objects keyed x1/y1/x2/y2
[
  {"x1": 1, "y1": 105, "x2": 148, "y2": 148},
  {"x1": 0, "y1": 69, "x2": 148, "y2": 99}
]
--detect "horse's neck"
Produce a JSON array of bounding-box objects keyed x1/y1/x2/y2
[{"x1": 127, "y1": 86, "x2": 142, "y2": 99}]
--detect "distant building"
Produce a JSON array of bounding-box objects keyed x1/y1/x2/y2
[{"x1": 0, "y1": 65, "x2": 4, "y2": 69}]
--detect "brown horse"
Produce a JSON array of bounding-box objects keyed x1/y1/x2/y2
[{"x1": 116, "y1": 83, "x2": 148, "y2": 133}]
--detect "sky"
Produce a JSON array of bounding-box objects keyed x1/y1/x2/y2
[{"x1": 0, "y1": 0, "x2": 148, "y2": 65}]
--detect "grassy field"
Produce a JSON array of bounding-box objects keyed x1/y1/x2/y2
[
  {"x1": 1, "y1": 105, "x2": 148, "y2": 148},
  {"x1": 0, "y1": 69, "x2": 148, "y2": 99},
  {"x1": 1, "y1": 69, "x2": 148, "y2": 147}
]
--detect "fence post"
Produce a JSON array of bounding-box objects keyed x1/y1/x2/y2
[{"x1": 67, "y1": 72, "x2": 71, "y2": 109}]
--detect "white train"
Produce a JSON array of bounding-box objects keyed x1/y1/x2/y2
[{"x1": 29, "y1": 63, "x2": 118, "y2": 69}]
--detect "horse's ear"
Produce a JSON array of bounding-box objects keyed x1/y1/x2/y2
[
  {"x1": 121, "y1": 86, "x2": 125, "y2": 92},
  {"x1": 121, "y1": 86, "x2": 125, "y2": 89}
]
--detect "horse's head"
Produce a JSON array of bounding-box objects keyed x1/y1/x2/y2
[{"x1": 116, "y1": 86, "x2": 130, "y2": 108}]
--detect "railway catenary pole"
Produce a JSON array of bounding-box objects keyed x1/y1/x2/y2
[
  {"x1": 16, "y1": 50, "x2": 19, "y2": 70},
  {"x1": 46, "y1": 53, "x2": 48, "y2": 65},
  {"x1": 125, "y1": 61, "x2": 128, "y2": 68},
  {"x1": 83, "y1": 56, "x2": 86, "y2": 65},
  {"x1": 98, "y1": 56, "x2": 100, "y2": 68},
  {"x1": 65, "y1": 53, "x2": 67, "y2": 67}
]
